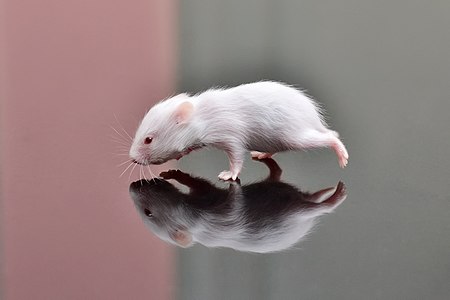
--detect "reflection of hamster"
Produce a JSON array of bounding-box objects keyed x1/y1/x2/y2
[
  {"x1": 129, "y1": 159, "x2": 347, "y2": 253},
  {"x1": 129, "y1": 81, "x2": 348, "y2": 181}
]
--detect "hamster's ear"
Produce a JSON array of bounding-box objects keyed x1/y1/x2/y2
[
  {"x1": 170, "y1": 229, "x2": 193, "y2": 248},
  {"x1": 174, "y1": 101, "x2": 194, "y2": 124}
]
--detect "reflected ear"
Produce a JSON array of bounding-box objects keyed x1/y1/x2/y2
[
  {"x1": 174, "y1": 101, "x2": 194, "y2": 124},
  {"x1": 170, "y1": 229, "x2": 193, "y2": 248}
]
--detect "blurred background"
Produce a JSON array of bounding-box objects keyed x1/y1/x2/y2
[{"x1": 1, "y1": 0, "x2": 449, "y2": 299}]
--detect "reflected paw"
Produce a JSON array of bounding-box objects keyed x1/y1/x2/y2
[
  {"x1": 328, "y1": 181, "x2": 347, "y2": 205},
  {"x1": 160, "y1": 169, "x2": 182, "y2": 179},
  {"x1": 334, "y1": 181, "x2": 347, "y2": 197},
  {"x1": 218, "y1": 170, "x2": 238, "y2": 181}
]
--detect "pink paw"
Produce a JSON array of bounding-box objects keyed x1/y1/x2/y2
[
  {"x1": 338, "y1": 156, "x2": 348, "y2": 168},
  {"x1": 251, "y1": 151, "x2": 272, "y2": 160},
  {"x1": 218, "y1": 170, "x2": 239, "y2": 181},
  {"x1": 333, "y1": 143, "x2": 349, "y2": 168}
]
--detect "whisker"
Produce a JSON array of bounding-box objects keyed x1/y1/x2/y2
[
  {"x1": 145, "y1": 166, "x2": 149, "y2": 182},
  {"x1": 146, "y1": 165, "x2": 156, "y2": 183},
  {"x1": 109, "y1": 132, "x2": 129, "y2": 142},
  {"x1": 142, "y1": 165, "x2": 149, "y2": 183},
  {"x1": 119, "y1": 162, "x2": 134, "y2": 178},
  {"x1": 113, "y1": 145, "x2": 130, "y2": 151},
  {"x1": 114, "y1": 147, "x2": 130, "y2": 153},
  {"x1": 114, "y1": 145, "x2": 130, "y2": 150},
  {"x1": 110, "y1": 125, "x2": 130, "y2": 143},
  {"x1": 114, "y1": 113, "x2": 133, "y2": 141},
  {"x1": 112, "y1": 149, "x2": 130, "y2": 155},
  {"x1": 117, "y1": 159, "x2": 132, "y2": 167},
  {"x1": 129, "y1": 163, "x2": 138, "y2": 182},
  {"x1": 112, "y1": 143, "x2": 130, "y2": 148},
  {"x1": 115, "y1": 151, "x2": 130, "y2": 157},
  {"x1": 110, "y1": 138, "x2": 130, "y2": 147}
]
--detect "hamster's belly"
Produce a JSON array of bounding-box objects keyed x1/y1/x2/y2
[{"x1": 244, "y1": 132, "x2": 291, "y2": 153}]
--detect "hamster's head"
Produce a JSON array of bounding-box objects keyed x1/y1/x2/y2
[
  {"x1": 129, "y1": 178, "x2": 198, "y2": 248},
  {"x1": 129, "y1": 94, "x2": 196, "y2": 165}
]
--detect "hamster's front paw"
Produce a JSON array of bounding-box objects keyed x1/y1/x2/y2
[{"x1": 218, "y1": 170, "x2": 238, "y2": 181}]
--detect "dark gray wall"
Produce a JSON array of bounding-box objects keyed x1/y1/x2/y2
[{"x1": 177, "y1": 1, "x2": 450, "y2": 299}]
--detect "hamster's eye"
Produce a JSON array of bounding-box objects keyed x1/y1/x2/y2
[
  {"x1": 144, "y1": 137, "x2": 153, "y2": 145},
  {"x1": 144, "y1": 208, "x2": 153, "y2": 218}
]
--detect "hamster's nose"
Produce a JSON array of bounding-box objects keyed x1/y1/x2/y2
[
  {"x1": 132, "y1": 159, "x2": 150, "y2": 166},
  {"x1": 132, "y1": 159, "x2": 142, "y2": 165}
]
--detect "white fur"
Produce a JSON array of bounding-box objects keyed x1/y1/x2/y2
[{"x1": 130, "y1": 81, "x2": 348, "y2": 180}]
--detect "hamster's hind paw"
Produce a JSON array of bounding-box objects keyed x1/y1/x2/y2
[
  {"x1": 332, "y1": 141, "x2": 348, "y2": 168},
  {"x1": 338, "y1": 156, "x2": 348, "y2": 168},
  {"x1": 250, "y1": 151, "x2": 273, "y2": 160},
  {"x1": 218, "y1": 170, "x2": 238, "y2": 181}
]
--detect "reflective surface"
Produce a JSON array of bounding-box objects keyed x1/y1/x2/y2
[
  {"x1": 173, "y1": 1, "x2": 450, "y2": 299},
  {"x1": 130, "y1": 159, "x2": 347, "y2": 253},
  {"x1": 3, "y1": 1, "x2": 450, "y2": 299}
]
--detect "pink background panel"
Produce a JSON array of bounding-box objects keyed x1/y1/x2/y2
[{"x1": 1, "y1": 0, "x2": 178, "y2": 299}]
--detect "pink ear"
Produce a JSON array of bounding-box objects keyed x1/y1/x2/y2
[
  {"x1": 170, "y1": 229, "x2": 193, "y2": 248},
  {"x1": 174, "y1": 101, "x2": 194, "y2": 124}
]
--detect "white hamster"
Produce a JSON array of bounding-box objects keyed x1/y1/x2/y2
[{"x1": 130, "y1": 81, "x2": 348, "y2": 180}]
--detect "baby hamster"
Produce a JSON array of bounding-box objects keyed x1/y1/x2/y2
[
  {"x1": 129, "y1": 158, "x2": 347, "y2": 253},
  {"x1": 129, "y1": 81, "x2": 348, "y2": 180}
]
